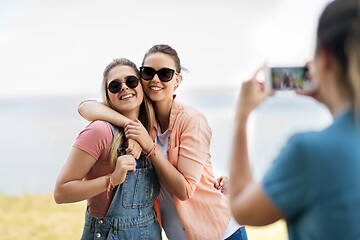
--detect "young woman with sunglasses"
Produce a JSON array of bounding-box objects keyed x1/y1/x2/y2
[
  {"x1": 229, "y1": 0, "x2": 360, "y2": 239},
  {"x1": 78, "y1": 45, "x2": 247, "y2": 240},
  {"x1": 54, "y1": 58, "x2": 161, "y2": 239}
]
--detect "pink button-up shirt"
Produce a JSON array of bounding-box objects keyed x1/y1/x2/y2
[{"x1": 153, "y1": 96, "x2": 231, "y2": 240}]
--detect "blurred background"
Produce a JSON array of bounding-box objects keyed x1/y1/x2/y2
[
  {"x1": 0, "y1": 0, "x2": 333, "y2": 195},
  {"x1": 0, "y1": 0, "x2": 333, "y2": 238}
]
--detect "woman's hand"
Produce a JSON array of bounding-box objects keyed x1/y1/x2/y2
[
  {"x1": 236, "y1": 67, "x2": 270, "y2": 122},
  {"x1": 111, "y1": 155, "x2": 136, "y2": 186},
  {"x1": 124, "y1": 118, "x2": 154, "y2": 153},
  {"x1": 126, "y1": 139, "x2": 142, "y2": 159},
  {"x1": 295, "y1": 61, "x2": 324, "y2": 104},
  {"x1": 214, "y1": 175, "x2": 229, "y2": 194}
]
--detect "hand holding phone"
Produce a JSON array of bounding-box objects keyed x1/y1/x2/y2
[{"x1": 265, "y1": 66, "x2": 316, "y2": 94}]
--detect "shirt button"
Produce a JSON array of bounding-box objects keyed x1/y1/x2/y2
[
  {"x1": 96, "y1": 233, "x2": 101, "y2": 238},
  {"x1": 98, "y1": 220, "x2": 103, "y2": 224}
]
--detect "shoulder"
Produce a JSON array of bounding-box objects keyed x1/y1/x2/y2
[
  {"x1": 173, "y1": 98, "x2": 208, "y2": 124},
  {"x1": 73, "y1": 121, "x2": 114, "y2": 160},
  {"x1": 76, "y1": 120, "x2": 113, "y2": 144},
  {"x1": 83, "y1": 120, "x2": 113, "y2": 136}
]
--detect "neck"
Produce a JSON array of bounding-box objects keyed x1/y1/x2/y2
[
  {"x1": 153, "y1": 97, "x2": 174, "y2": 133},
  {"x1": 328, "y1": 99, "x2": 352, "y2": 117},
  {"x1": 122, "y1": 108, "x2": 140, "y2": 122},
  {"x1": 326, "y1": 83, "x2": 352, "y2": 117}
]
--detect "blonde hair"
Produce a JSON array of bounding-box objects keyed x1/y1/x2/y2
[
  {"x1": 346, "y1": 7, "x2": 360, "y2": 122},
  {"x1": 101, "y1": 58, "x2": 155, "y2": 167}
]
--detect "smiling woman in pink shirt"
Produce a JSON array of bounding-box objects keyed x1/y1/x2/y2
[{"x1": 78, "y1": 44, "x2": 247, "y2": 240}]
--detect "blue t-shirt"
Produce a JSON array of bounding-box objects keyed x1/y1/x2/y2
[{"x1": 262, "y1": 110, "x2": 360, "y2": 240}]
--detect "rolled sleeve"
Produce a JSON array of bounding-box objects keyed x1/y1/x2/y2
[{"x1": 177, "y1": 114, "x2": 212, "y2": 199}]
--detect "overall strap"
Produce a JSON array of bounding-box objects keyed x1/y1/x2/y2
[{"x1": 105, "y1": 121, "x2": 116, "y2": 136}]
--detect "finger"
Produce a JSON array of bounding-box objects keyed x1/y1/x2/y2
[
  {"x1": 125, "y1": 133, "x2": 139, "y2": 141},
  {"x1": 125, "y1": 128, "x2": 140, "y2": 135},
  {"x1": 251, "y1": 64, "x2": 267, "y2": 81},
  {"x1": 135, "y1": 150, "x2": 141, "y2": 160},
  {"x1": 126, "y1": 148, "x2": 132, "y2": 155},
  {"x1": 214, "y1": 179, "x2": 219, "y2": 188},
  {"x1": 126, "y1": 120, "x2": 142, "y2": 128},
  {"x1": 129, "y1": 162, "x2": 136, "y2": 173}
]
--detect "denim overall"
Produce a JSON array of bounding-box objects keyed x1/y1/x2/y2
[{"x1": 81, "y1": 123, "x2": 161, "y2": 240}]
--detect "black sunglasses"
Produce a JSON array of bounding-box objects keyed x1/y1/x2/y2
[
  {"x1": 140, "y1": 67, "x2": 179, "y2": 82},
  {"x1": 107, "y1": 76, "x2": 139, "y2": 94}
]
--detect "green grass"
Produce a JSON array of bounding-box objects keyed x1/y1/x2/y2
[{"x1": 0, "y1": 194, "x2": 288, "y2": 239}]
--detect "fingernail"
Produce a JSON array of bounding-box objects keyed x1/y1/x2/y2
[{"x1": 221, "y1": 190, "x2": 225, "y2": 193}]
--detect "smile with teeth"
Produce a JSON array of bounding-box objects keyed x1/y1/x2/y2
[
  {"x1": 150, "y1": 86, "x2": 163, "y2": 91},
  {"x1": 120, "y1": 94, "x2": 134, "y2": 100}
]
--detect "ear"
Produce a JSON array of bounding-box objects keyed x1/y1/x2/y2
[
  {"x1": 176, "y1": 74, "x2": 183, "y2": 86},
  {"x1": 174, "y1": 74, "x2": 183, "y2": 91},
  {"x1": 317, "y1": 46, "x2": 332, "y2": 71}
]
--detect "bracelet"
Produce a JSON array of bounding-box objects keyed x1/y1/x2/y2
[
  {"x1": 146, "y1": 144, "x2": 159, "y2": 158},
  {"x1": 106, "y1": 174, "x2": 115, "y2": 199}
]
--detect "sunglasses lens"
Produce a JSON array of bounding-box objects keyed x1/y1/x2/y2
[
  {"x1": 158, "y1": 68, "x2": 174, "y2": 82},
  {"x1": 140, "y1": 67, "x2": 156, "y2": 80},
  {"x1": 126, "y1": 76, "x2": 139, "y2": 89},
  {"x1": 108, "y1": 81, "x2": 121, "y2": 94}
]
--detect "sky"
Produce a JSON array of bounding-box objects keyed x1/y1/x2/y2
[{"x1": 0, "y1": 0, "x2": 332, "y2": 98}]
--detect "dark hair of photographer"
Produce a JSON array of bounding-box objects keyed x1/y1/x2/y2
[{"x1": 316, "y1": 0, "x2": 360, "y2": 119}]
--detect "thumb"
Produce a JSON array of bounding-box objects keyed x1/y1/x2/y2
[{"x1": 134, "y1": 118, "x2": 141, "y2": 123}]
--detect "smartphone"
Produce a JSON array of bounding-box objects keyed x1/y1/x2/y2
[{"x1": 265, "y1": 66, "x2": 315, "y2": 93}]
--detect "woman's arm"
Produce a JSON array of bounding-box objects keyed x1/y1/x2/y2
[
  {"x1": 54, "y1": 148, "x2": 136, "y2": 204},
  {"x1": 229, "y1": 70, "x2": 284, "y2": 225},
  {"x1": 78, "y1": 100, "x2": 142, "y2": 159},
  {"x1": 125, "y1": 114, "x2": 213, "y2": 201},
  {"x1": 53, "y1": 147, "x2": 108, "y2": 203},
  {"x1": 78, "y1": 100, "x2": 131, "y2": 126},
  {"x1": 124, "y1": 119, "x2": 189, "y2": 200}
]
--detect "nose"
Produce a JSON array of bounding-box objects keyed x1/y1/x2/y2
[
  {"x1": 151, "y1": 73, "x2": 161, "y2": 83},
  {"x1": 120, "y1": 82, "x2": 129, "y2": 91}
]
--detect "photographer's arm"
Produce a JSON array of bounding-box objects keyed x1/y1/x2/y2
[{"x1": 230, "y1": 71, "x2": 284, "y2": 226}]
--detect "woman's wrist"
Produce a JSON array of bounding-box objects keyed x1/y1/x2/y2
[
  {"x1": 144, "y1": 141, "x2": 155, "y2": 153},
  {"x1": 146, "y1": 143, "x2": 159, "y2": 158},
  {"x1": 110, "y1": 172, "x2": 120, "y2": 187}
]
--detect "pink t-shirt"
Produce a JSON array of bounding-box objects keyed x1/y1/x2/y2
[{"x1": 72, "y1": 120, "x2": 115, "y2": 217}]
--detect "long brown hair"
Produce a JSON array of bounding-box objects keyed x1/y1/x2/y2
[
  {"x1": 142, "y1": 44, "x2": 188, "y2": 74},
  {"x1": 101, "y1": 58, "x2": 155, "y2": 166}
]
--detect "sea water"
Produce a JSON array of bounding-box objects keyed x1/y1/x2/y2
[{"x1": 0, "y1": 91, "x2": 332, "y2": 195}]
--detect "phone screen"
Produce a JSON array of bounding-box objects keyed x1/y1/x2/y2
[{"x1": 271, "y1": 67, "x2": 312, "y2": 91}]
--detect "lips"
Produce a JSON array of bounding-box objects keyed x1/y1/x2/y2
[
  {"x1": 120, "y1": 94, "x2": 134, "y2": 100},
  {"x1": 149, "y1": 86, "x2": 163, "y2": 91}
]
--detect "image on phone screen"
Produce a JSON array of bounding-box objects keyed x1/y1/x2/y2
[{"x1": 270, "y1": 67, "x2": 312, "y2": 91}]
